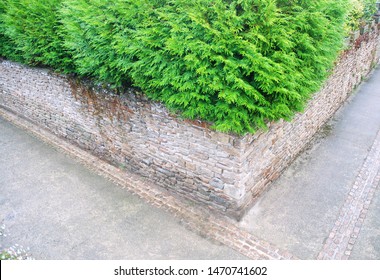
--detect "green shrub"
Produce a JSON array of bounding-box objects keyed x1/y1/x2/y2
[
  {"x1": 362, "y1": 0, "x2": 378, "y2": 21},
  {"x1": 0, "y1": 0, "x2": 17, "y2": 59},
  {"x1": 0, "y1": 1, "x2": 6, "y2": 55},
  {"x1": 2, "y1": 0, "x2": 352, "y2": 134},
  {"x1": 345, "y1": 0, "x2": 377, "y2": 33},
  {"x1": 60, "y1": 0, "x2": 348, "y2": 134},
  {"x1": 128, "y1": 0, "x2": 348, "y2": 133},
  {"x1": 60, "y1": 0, "x2": 149, "y2": 86},
  {"x1": 0, "y1": 0, "x2": 72, "y2": 71}
]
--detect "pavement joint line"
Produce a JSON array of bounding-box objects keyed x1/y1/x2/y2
[
  {"x1": 317, "y1": 128, "x2": 380, "y2": 260},
  {"x1": 0, "y1": 107, "x2": 298, "y2": 260}
]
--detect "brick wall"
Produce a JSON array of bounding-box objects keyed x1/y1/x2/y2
[{"x1": 1, "y1": 26, "x2": 379, "y2": 219}]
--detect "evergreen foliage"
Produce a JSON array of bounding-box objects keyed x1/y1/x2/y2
[
  {"x1": 59, "y1": 0, "x2": 153, "y2": 86},
  {"x1": 0, "y1": 0, "x2": 17, "y2": 59},
  {"x1": 345, "y1": 0, "x2": 377, "y2": 33},
  {"x1": 125, "y1": 0, "x2": 347, "y2": 133},
  {"x1": 0, "y1": 0, "x2": 72, "y2": 71},
  {"x1": 0, "y1": 0, "x2": 365, "y2": 134}
]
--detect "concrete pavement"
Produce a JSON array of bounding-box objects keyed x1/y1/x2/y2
[{"x1": 0, "y1": 117, "x2": 245, "y2": 259}]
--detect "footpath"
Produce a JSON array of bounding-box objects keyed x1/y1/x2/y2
[
  {"x1": 1, "y1": 66, "x2": 380, "y2": 260},
  {"x1": 0, "y1": 115, "x2": 245, "y2": 259},
  {"x1": 240, "y1": 66, "x2": 380, "y2": 260}
]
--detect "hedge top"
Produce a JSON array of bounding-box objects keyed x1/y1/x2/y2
[{"x1": 0, "y1": 0, "x2": 376, "y2": 134}]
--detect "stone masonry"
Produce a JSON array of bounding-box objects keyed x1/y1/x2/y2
[{"x1": 1, "y1": 26, "x2": 379, "y2": 220}]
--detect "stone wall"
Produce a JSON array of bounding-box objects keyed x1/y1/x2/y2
[
  {"x1": 1, "y1": 26, "x2": 379, "y2": 219},
  {"x1": 235, "y1": 29, "x2": 380, "y2": 214}
]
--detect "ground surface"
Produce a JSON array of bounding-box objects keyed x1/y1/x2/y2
[{"x1": 0, "y1": 117, "x2": 244, "y2": 259}]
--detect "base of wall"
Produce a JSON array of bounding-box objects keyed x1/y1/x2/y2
[{"x1": 0, "y1": 106, "x2": 299, "y2": 259}]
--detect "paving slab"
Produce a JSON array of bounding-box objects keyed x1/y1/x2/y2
[
  {"x1": 239, "y1": 66, "x2": 380, "y2": 259},
  {"x1": 0, "y1": 117, "x2": 245, "y2": 260},
  {"x1": 350, "y1": 179, "x2": 380, "y2": 259}
]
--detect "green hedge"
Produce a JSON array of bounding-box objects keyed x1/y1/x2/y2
[
  {"x1": 345, "y1": 0, "x2": 377, "y2": 33},
  {"x1": 59, "y1": 0, "x2": 153, "y2": 86},
  {"x1": 0, "y1": 0, "x2": 72, "y2": 71},
  {"x1": 127, "y1": 0, "x2": 347, "y2": 133},
  {"x1": 1, "y1": 0, "x2": 354, "y2": 134},
  {"x1": 0, "y1": 0, "x2": 17, "y2": 60}
]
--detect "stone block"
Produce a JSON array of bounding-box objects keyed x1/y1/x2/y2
[
  {"x1": 209, "y1": 178, "x2": 224, "y2": 190},
  {"x1": 224, "y1": 184, "x2": 245, "y2": 200}
]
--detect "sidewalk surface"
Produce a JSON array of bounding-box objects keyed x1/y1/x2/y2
[
  {"x1": 240, "y1": 66, "x2": 380, "y2": 260},
  {"x1": 0, "y1": 117, "x2": 245, "y2": 259},
  {"x1": 1, "y1": 66, "x2": 380, "y2": 260}
]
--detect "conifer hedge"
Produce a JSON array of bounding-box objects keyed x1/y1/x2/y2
[
  {"x1": 0, "y1": 0, "x2": 367, "y2": 134},
  {"x1": 0, "y1": 0, "x2": 16, "y2": 60},
  {"x1": 59, "y1": 0, "x2": 150, "y2": 86},
  {"x1": 0, "y1": 0, "x2": 72, "y2": 71}
]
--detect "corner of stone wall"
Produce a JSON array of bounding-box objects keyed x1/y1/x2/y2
[{"x1": 231, "y1": 25, "x2": 380, "y2": 217}]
